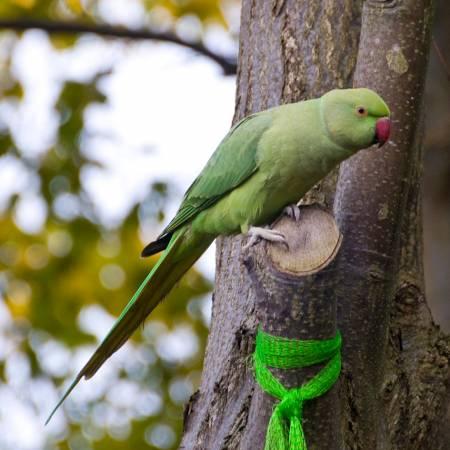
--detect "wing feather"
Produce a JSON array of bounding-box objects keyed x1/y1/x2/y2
[{"x1": 160, "y1": 112, "x2": 272, "y2": 236}]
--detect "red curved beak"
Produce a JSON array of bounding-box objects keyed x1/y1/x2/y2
[{"x1": 375, "y1": 117, "x2": 391, "y2": 147}]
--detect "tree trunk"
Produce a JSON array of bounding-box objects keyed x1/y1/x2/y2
[
  {"x1": 180, "y1": 1, "x2": 450, "y2": 449},
  {"x1": 334, "y1": 1, "x2": 450, "y2": 448}
]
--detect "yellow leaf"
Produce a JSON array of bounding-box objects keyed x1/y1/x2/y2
[
  {"x1": 11, "y1": 0, "x2": 36, "y2": 9},
  {"x1": 65, "y1": 0, "x2": 83, "y2": 14},
  {"x1": 7, "y1": 279, "x2": 31, "y2": 318},
  {"x1": 50, "y1": 34, "x2": 79, "y2": 50}
]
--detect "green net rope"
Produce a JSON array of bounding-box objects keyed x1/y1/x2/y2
[{"x1": 253, "y1": 328, "x2": 342, "y2": 450}]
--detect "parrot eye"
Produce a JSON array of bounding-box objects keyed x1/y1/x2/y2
[{"x1": 356, "y1": 106, "x2": 368, "y2": 117}]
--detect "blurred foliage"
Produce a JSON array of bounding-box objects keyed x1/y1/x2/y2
[
  {"x1": 0, "y1": 0, "x2": 238, "y2": 449},
  {"x1": 0, "y1": 0, "x2": 228, "y2": 26}
]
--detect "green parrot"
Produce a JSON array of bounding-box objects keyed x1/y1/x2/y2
[{"x1": 46, "y1": 87, "x2": 390, "y2": 423}]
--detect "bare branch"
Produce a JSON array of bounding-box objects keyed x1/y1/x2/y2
[{"x1": 0, "y1": 18, "x2": 238, "y2": 75}]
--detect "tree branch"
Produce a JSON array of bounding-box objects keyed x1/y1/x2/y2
[{"x1": 0, "y1": 18, "x2": 238, "y2": 75}]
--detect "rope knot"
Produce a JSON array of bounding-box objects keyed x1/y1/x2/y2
[
  {"x1": 253, "y1": 328, "x2": 342, "y2": 450},
  {"x1": 277, "y1": 388, "x2": 304, "y2": 420}
]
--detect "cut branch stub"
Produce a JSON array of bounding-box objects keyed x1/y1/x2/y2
[
  {"x1": 243, "y1": 203, "x2": 342, "y2": 338},
  {"x1": 240, "y1": 204, "x2": 343, "y2": 450},
  {"x1": 267, "y1": 205, "x2": 342, "y2": 276}
]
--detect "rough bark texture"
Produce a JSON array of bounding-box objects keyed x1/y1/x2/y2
[
  {"x1": 180, "y1": 0, "x2": 450, "y2": 449},
  {"x1": 181, "y1": 2, "x2": 361, "y2": 449},
  {"x1": 333, "y1": 1, "x2": 450, "y2": 449},
  {"x1": 240, "y1": 207, "x2": 343, "y2": 450}
]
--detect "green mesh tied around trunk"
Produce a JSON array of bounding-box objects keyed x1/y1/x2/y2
[{"x1": 253, "y1": 328, "x2": 342, "y2": 450}]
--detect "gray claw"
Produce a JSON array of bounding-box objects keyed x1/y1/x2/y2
[
  {"x1": 243, "y1": 226, "x2": 288, "y2": 250},
  {"x1": 283, "y1": 204, "x2": 301, "y2": 222}
]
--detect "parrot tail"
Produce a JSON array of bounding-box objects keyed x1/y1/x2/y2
[
  {"x1": 46, "y1": 228, "x2": 213, "y2": 425},
  {"x1": 141, "y1": 232, "x2": 172, "y2": 257}
]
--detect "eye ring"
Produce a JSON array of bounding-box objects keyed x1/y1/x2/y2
[{"x1": 356, "y1": 106, "x2": 368, "y2": 117}]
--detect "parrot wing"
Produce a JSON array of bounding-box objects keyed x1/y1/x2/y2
[
  {"x1": 142, "y1": 112, "x2": 273, "y2": 257},
  {"x1": 164, "y1": 112, "x2": 273, "y2": 234}
]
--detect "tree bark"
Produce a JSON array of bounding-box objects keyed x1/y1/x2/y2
[
  {"x1": 334, "y1": 1, "x2": 450, "y2": 449},
  {"x1": 181, "y1": 1, "x2": 361, "y2": 449},
  {"x1": 180, "y1": 1, "x2": 450, "y2": 449}
]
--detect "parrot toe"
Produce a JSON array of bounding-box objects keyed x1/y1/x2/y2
[
  {"x1": 283, "y1": 204, "x2": 301, "y2": 221},
  {"x1": 243, "y1": 226, "x2": 288, "y2": 250}
]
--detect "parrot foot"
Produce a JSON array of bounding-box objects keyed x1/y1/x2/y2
[
  {"x1": 283, "y1": 204, "x2": 301, "y2": 221},
  {"x1": 243, "y1": 226, "x2": 288, "y2": 250}
]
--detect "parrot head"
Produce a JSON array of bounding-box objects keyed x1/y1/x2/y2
[{"x1": 321, "y1": 88, "x2": 391, "y2": 152}]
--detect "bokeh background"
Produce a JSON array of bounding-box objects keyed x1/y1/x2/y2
[{"x1": 0, "y1": 1, "x2": 447, "y2": 449}]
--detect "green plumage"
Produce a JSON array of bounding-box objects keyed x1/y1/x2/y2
[
  {"x1": 161, "y1": 112, "x2": 271, "y2": 236},
  {"x1": 47, "y1": 88, "x2": 390, "y2": 423}
]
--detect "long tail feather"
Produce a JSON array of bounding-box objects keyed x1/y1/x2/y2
[{"x1": 46, "y1": 229, "x2": 212, "y2": 424}]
